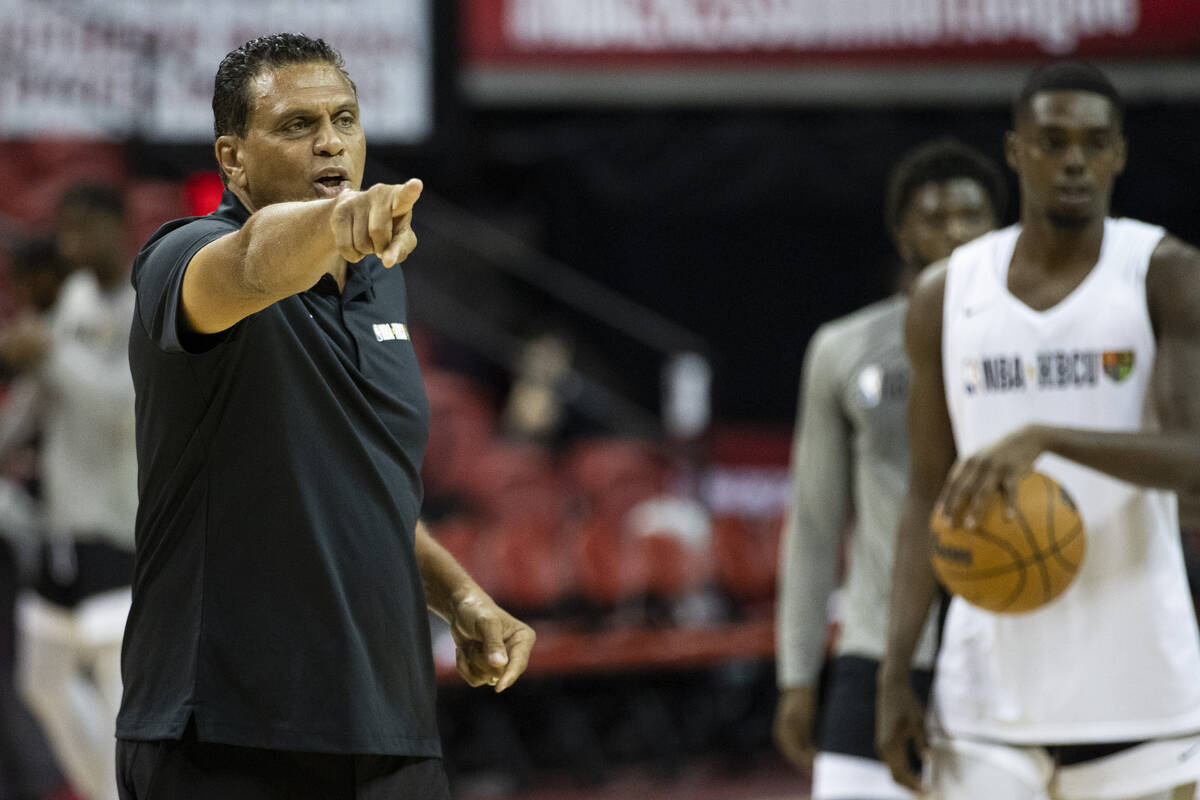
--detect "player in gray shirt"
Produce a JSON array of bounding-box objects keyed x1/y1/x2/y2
[{"x1": 774, "y1": 139, "x2": 1007, "y2": 800}]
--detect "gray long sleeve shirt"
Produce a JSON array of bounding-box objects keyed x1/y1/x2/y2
[{"x1": 776, "y1": 294, "x2": 939, "y2": 688}]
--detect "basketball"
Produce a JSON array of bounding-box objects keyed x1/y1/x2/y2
[{"x1": 930, "y1": 471, "x2": 1086, "y2": 614}]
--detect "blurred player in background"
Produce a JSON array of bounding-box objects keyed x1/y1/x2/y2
[
  {"x1": 117, "y1": 33, "x2": 533, "y2": 799},
  {"x1": 0, "y1": 185, "x2": 138, "y2": 800},
  {"x1": 774, "y1": 138, "x2": 1005, "y2": 799},
  {"x1": 0, "y1": 236, "x2": 77, "y2": 800},
  {"x1": 879, "y1": 61, "x2": 1200, "y2": 800}
]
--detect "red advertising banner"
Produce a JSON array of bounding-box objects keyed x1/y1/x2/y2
[{"x1": 464, "y1": 0, "x2": 1200, "y2": 67}]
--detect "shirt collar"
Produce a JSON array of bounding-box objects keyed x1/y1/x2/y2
[{"x1": 213, "y1": 189, "x2": 251, "y2": 226}]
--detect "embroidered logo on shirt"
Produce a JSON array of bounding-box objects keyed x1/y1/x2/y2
[
  {"x1": 965, "y1": 350, "x2": 1131, "y2": 395},
  {"x1": 1101, "y1": 350, "x2": 1134, "y2": 382},
  {"x1": 963, "y1": 355, "x2": 1026, "y2": 394},
  {"x1": 856, "y1": 364, "x2": 883, "y2": 408},
  {"x1": 372, "y1": 323, "x2": 409, "y2": 342},
  {"x1": 856, "y1": 364, "x2": 908, "y2": 408}
]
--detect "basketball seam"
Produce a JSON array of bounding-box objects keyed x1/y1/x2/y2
[
  {"x1": 935, "y1": 527, "x2": 1082, "y2": 579},
  {"x1": 951, "y1": 524, "x2": 1027, "y2": 611},
  {"x1": 1049, "y1": 521, "x2": 1083, "y2": 571},
  {"x1": 1013, "y1": 505, "x2": 1051, "y2": 605}
]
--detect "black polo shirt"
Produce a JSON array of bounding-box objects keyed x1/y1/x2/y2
[{"x1": 117, "y1": 190, "x2": 438, "y2": 757}]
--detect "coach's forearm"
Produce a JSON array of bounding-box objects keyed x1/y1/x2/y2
[
  {"x1": 1036, "y1": 424, "x2": 1200, "y2": 496},
  {"x1": 234, "y1": 199, "x2": 342, "y2": 299},
  {"x1": 414, "y1": 521, "x2": 488, "y2": 621},
  {"x1": 880, "y1": 493, "x2": 940, "y2": 688}
]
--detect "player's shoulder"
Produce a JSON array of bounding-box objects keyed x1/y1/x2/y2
[
  {"x1": 817, "y1": 294, "x2": 906, "y2": 343},
  {"x1": 1145, "y1": 230, "x2": 1200, "y2": 328},
  {"x1": 899, "y1": 260, "x2": 950, "y2": 352},
  {"x1": 1148, "y1": 230, "x2": 1200, "y2": 273},
  {"x1": 910, "y1": 259, "x2": 948, "y2": 308}
]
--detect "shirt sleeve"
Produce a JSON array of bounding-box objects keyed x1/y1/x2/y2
[
  {"x1": 0, "y1": 378, "x2": 41, "y2": 462},
  {"x1": 776, "y1": 325, "x2": 854, "y2": 688},
  {"x1": 132, "y1": 217, "x2": 235, "y2": 354}
]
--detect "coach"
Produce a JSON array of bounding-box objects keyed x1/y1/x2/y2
[{"x1": 115, "y1": 33, "x2": 533, "y2": 799}]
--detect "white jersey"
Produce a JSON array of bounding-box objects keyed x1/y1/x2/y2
[
  {"x1": 935, "y1": 219, "x2": 1200, "y2": 744},
  {"x1": 37, "y1": 270, "x2": 138, "y2": 547}
]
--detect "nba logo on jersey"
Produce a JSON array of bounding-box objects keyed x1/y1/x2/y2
[
  {"x1": 962, "y1": 358, "x2": 982, "y2": 395},
  {"x1": 856, "y1": 364, "x2": 883, "y2": 408}
]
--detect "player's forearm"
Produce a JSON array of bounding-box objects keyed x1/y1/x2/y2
[
  {"x1": 1035, "y1": 424, "x2": 1200, "y2": 496},
  {"x1": 776, "y1": 513, "x2": 843, "y2": 686},
  {"x1": 414, "y1": 520, "x2": 488, "y2": 621},
  {"x1": 234, "y1": 199, "x2": 342, "y2": 300},
  {"x1": 0, "y1": 378, "x2": 40, "y2": 462},
  {"x1": 880, "y1": 493, "x2": 940, "y2": 688}
]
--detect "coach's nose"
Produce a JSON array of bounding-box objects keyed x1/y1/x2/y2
[{"x1": 313, "y1": 116, "x2": 345, "y2": 156}]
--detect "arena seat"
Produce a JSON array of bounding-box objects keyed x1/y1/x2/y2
[
  {"x1": 463, "y1": 442, "x2": 563, "y2": 527},
  {"x1": 475, "y1": 519, "x2": 577, "y2": 615},
  {"x1": 574, "y1": 517, "x2": 646, "y2": 608},
  {"x1": 421, "y1": 369, "x2": 497, "y2": 502},
  {"x1": 625, "y1": 496, "x2": 714, "y2": 600},
  {"x1": 565, "y1": 437, "x2": 666, "y2": 523},
  {"x1": 711, "y1": 513, "x2": 782, "y2": 609}
]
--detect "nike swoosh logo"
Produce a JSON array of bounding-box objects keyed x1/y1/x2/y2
[
  {"x1": 1179, "y1": 741, "x2": 1200, "y2": 762},
  {"x1": 964, "y1": 304, "x2": 990, "y2": 318}
]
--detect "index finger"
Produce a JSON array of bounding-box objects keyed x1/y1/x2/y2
[
  {"x1": 494, "y1": 625, "x2": 535, "y2": 693},
  {"x1": 391, "y1": 179, "x2": 423, "y2": 216},
  {"x1": 945, "y1": 457, "x2": 988, "y2": 529}
]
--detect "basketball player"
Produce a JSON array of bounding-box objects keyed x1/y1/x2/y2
[
  {"x1": 774, "y1": 139, "x2": 1005, "y2": 800},
  {"x1": 0, "y1": 185, "x2": 138, "y2": 800},
  {"x1": 878, "y1": 61, "x2": 1200, "y2": 800},
  {"x1": 117, "y1": 34, "x2": 533, "y2": 799}
]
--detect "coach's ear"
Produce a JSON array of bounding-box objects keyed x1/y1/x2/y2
[{"x1": 215, "y1": 135, "x2": 247, "y2": 193}]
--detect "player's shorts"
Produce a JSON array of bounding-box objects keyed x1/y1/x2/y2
[
  {"x1": 19, "y1": 535, "x2": 133, "y2": 647},
  {"x1": 928, "y1": 733, "x2": 1200, "y2": 799},
  {"x1": 35, "y1": 536, "x2": 133, "y2": 608},
  {"x1": 813, "y1": 655, "x2": 934, "y2": 800}
]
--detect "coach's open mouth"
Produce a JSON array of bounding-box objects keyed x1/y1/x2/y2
[
  {"x1": 314, "y1": 177, "x2": 349, "y2": 197},
  {"x1": 314, "y1": 170, "x2": 351, "y2": 197}
]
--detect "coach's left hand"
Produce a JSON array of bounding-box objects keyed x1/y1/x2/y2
[{"x1": 448, "y1": 593, "x2": 535, "y2": 692}]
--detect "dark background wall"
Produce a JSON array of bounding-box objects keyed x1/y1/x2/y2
[
  {"x1": 129, "y1": 100, "x2": 1200, "y2": 425},
  {"x1": 433, "y1": 101, "x2": 1200, "y2": 423}
]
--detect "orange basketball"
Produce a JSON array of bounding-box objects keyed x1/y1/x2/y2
[{"x1": 930, "y1": 471, "x2": 1086, "y2": 614}]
